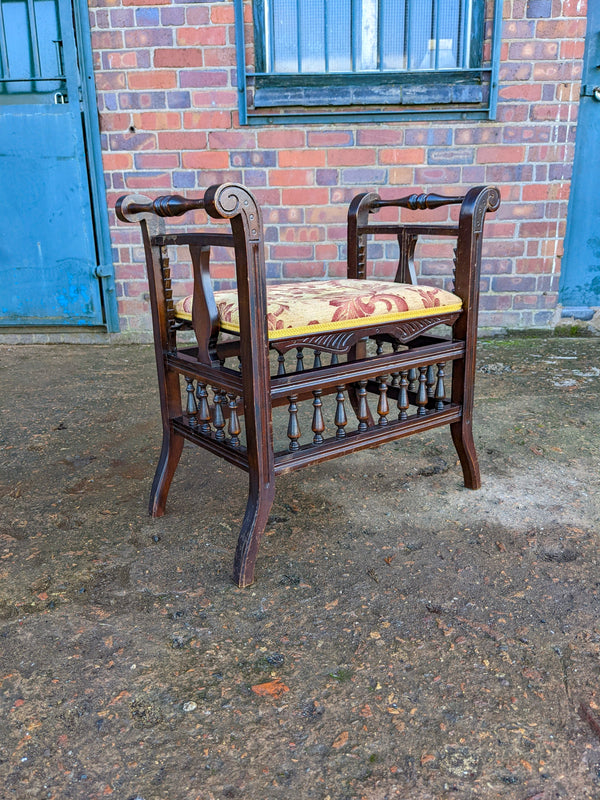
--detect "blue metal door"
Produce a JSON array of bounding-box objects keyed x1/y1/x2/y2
[
  {"x1": 560, "y1": 5, "x2": 600, "y2": 316},
  {"x1": 0, "y1": 0, "x2": 106, "y2": 326}
]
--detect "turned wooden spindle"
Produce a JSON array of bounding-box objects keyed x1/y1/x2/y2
[
  {"x1": 185, "y1": 376, "x2": 198, "y2": 427},
  {"x1": 277, "y1": 353, "x2": 286, "y2": 376},
  {"x1": 416, "y1": 367, "x2": 428, "y2": 416},
  {"x1": 311, "y1": 390, "x2": 325, "y2": 445},
  {"x1": 408, "y1": 367, "x2": 418, "y2": 392},
  {"x1": 434, "y1": 363, "x2": 446, "y2": 411},
  {"x1": 377, "y1": 376, "x2": 390, "y2": 426},
  {"x1": 398, "y1": 371, "x2": 409, "y2": 420},
  {"x1": 287, "y1": 395, "x2": 301, "y2": 451},
  {"x1": 212, "y1": 389, "x2": 226, "y2": 440},
  {"x1": 227, "y1": 393, "x2": 241, "y2": 447},
  {"x1": 335, "y1": 386, "x2": 347, "y2": 439},
  {"x1": 296, "y1": 348, "x2": 305, "y2": 372},
  {"x1": 196, "y1": 382, "x2": 212, "y2": 434},
  {"x1": 390, "y1": 343, "x2": 400, "y2": 387},
  {"x1": 330, "y1": 353, "x2": 339, "y2": 366},
  {"x1": 376, "y1": 339, "x2": 384, "y2": 356},
  {"x1": 356, "y1": 380, "x2": 370, "y2": 432},
  {"x1": 426, "y1": 364, "x2": 436, "y2": 397},
  {"x1": 313, "y1": 350, "x2": 322, "y2": 369}
]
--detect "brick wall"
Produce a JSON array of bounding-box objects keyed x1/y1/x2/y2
[{"x1": 90, "y1": 0, "x2": 587, "y2": 334}]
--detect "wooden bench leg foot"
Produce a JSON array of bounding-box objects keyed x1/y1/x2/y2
[
  {"x1": 233, "y1": 480, "x2": 275, "y2": 588},
  {"x1": 149, "y1": 427, "x2": 185, "y2": 517},
  {"x1": 450, "y1": 419, "x2": 481, "y2": 490}
]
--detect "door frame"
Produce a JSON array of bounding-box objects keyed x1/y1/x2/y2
[
  {"x1": 559, "y1": 5, "x2": 598, "y2": 321},
  {"x1": 72, "y1": 0, "x2": 119, "y2": 332}
]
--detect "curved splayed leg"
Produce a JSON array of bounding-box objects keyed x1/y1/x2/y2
[
  {"x1": 450, "y1": 419, "x2": 481, "y2": 490},
  {"x1": 149, "y1": 427, "x2": 185, "y2": 517}
]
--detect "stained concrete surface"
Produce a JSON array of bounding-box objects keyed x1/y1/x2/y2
[{"x1": 0, "y1": 337, "x2": 599, "y2": 800}]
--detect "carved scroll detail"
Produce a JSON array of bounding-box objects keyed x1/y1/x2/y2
[{"x1": 205, "y1": 183, "x2": 262, "y2": 239}]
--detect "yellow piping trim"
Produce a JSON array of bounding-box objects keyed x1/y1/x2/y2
[{"x1": 175, "y1": 302, "x2": 462, "y2": 340}]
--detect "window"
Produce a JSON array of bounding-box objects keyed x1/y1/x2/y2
[
  {"x1": 234, "y1": 0, "x2": 502, "y2": 123},
  {"x1": 0, "y1": 0, "x2": 65, "y2": 103}
]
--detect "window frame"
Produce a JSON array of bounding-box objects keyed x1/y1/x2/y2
[{"x1": 234, "y1": 0, "x2": 502, "y2": 125}]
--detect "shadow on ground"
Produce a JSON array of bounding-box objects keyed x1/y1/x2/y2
[{"x1": 0, "y1": 337, "x2": 599, "y2": 800}]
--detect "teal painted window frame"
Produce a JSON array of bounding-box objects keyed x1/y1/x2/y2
[{"x1": 234, "y1": 0, "x2": 502, "y2": 124}]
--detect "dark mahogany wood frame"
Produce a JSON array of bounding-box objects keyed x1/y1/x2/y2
[{"x1": 116, "y1": 183, "x2": 500, "y2": 586}]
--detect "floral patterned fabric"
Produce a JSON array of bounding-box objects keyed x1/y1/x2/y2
[{"x1": 174, "y1": 279, "x2": 461, "y2": 340}]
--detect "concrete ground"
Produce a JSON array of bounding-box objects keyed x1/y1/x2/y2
[{"x1": 0, "y1": 336, "x2": 599, "y2": 800}]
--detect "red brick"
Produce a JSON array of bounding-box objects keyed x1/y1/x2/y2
[
  {"x1": 209, "y1": 131, "x2": 257, "y2": 149},
  {"x1": 154, "y1": 49, "x2": 204, "y2": 68},
  {"x1": 281, "y1": 188, "x2": 330, "y2": 206},
  {"x1": 177, "y1": 27, "x2": 226, "y2": 47},
  {"x1": 498, "y1": 84, "x2": 543, "y2": 102},
  {"x1": 269, "y1": 169, "x2": 314, "y2": 187},
  {"x1": 307, "y1": 131, "x2": 353, "y2": 147},
  {"x1": 211, "y1": 4, "x2": 235, "y2": 23},
  {"x1": 282, "y1": 261, "x2": 326, "y2": 278},
  {"x1": 91, "y1": 30, "x2": 123, "y2": 48},
  {"x1": 202, "y1": 46, "x2": 237, "y2": 67},
  {"x1": 182, "y1": 151, "x2": 229, "y2": 169},
  {"x1": 191, "y1": 90, "x2": 238, "y2": 108},
  {"x1": 356, "y1": 130, "x2": 404, "y2": 146},
  {"x1": 157, "y1": 132, "x2": 207, "y2": 150},
  {"x1": 279, "y1": 150, "x2": 326, "y2": 168},
  {"x1": 102, "y1": 152, "x2": 133, "y2": 170},
  {"x1": 476, "y1": 146, "x2": 527, "y2": 164},
  {"x1": 257, "y1": 130, "x2": 305, "y2": 148},
  {"x1": 183, "y1": 111, "x2": 231, "y2": 130},
  {"x1": 328, "y1": 149, "x2": 376, "y2": 167},
  {"x1": 315, "y1": 244, "x2": 339, "y2": 260},
  {"x1": 134, "y1": 153, "x2": 180, "y2": 169},
  {"x1": 185, "y1": 6, "x2": 210, "y2": 25},
  {"x1": 536, "y1": 19, "x2": 586, "y2": 38},
  {"x1": 272, "y1": 244, "x2": 314, "y2": 259},
  {"x1": 279, "y1": 225, "x2": 324, "y2": 243},
  {"x1": 99, "y1": 112, "x2": 131, "y2": 132},
  {"x1": 95, "y1": 71, "x2": 127, "y2": 91},
  {"x1": 132, "y1": 112, "x2": 181, "y2": 131},
  {"x1": 129, "y1": 70, "x2": 177, "y2": 90},
  {"x1": 106, "y1": 51, "x2": 137, "y2": 70},
  {"x1": 379, "y1": 148, "x2": 426, "y2": 165},
  {"x1": 122, "y1": 0, "x2": 170, "y2": 6}
]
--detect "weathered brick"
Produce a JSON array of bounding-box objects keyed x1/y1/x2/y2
[
  {"x1": 129, "y1": 71, "x2": 177, "y2": 90},
  {"x1": 154, "y1": 49, "x2": 204, "y2": 68},
  {"x1": 92, "y1": 0, "x2": 586, "y2": 334},
  {"x1": 379, "y1": 148, "x2": 426, "y2": 165}
]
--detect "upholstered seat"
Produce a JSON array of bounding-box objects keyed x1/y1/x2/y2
[{"x1": 174, "y1": 279, "x2": 462, "y2": 340}]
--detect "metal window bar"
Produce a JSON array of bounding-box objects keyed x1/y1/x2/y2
[
  {"x1": 404, "y1": 0, "x2": 411, "y2": 70},
  {"x1": 0, "y1": 2, "x2": 9, "y2": 78},
  {"x1": 0, "y1": 0, "x2": 64, "y2": 85},
  {"x1": 26, "y1": 0, "x2": 42, "y2": 77},
  {"x1": 295, "y1": 0, "x2": 301, "y2": 71},
  {"x1": 433, "y1": 0, "x2": 440, "y2": 70}
]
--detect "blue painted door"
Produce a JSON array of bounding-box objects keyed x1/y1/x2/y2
[
  {"x1": 0, "y1": 0, "x2": 104, "y2": 326},
  {"x1": 560, "y1": 5, "x2": 600, "y2": 315}
]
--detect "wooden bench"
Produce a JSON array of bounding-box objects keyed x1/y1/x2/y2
[{"x1": 116, "y1": 182, "x2": 500, "y2": 586}]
